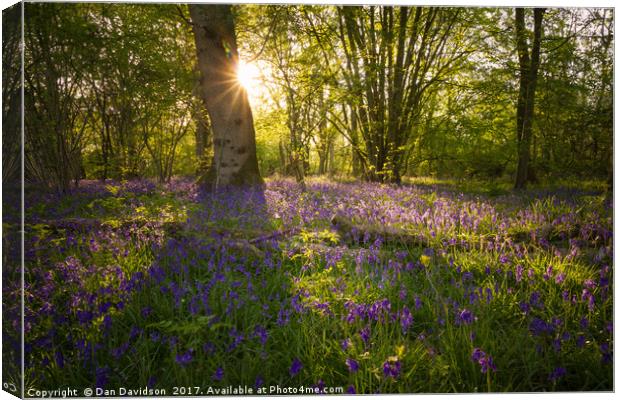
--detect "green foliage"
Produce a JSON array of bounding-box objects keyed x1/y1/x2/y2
[
  {"x1": 23, "y1": 3, "x2": 198, "y2": 189},
  {"x1": 255, "y1": 109, "x2": 288, "y2": 175},
  {"x1": 18, "y1": 3, "x2": 612, "y2": 188}
]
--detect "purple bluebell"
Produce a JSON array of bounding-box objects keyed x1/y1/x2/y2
[
  {"x1": 529, "y1": 318, "x2": 554, "y2": 337},
  {"x1": 457, "y1": 309, "x2": 474, "y2": 325},
  {"x1": 382, "y1": 360, "x2": 401, "y2": 379},
  {"x1": 346, "y1": 358, "x2": 359, "y2": 373},
  {"x1": 360, "y1": 326, "x2": 371, "y2": 346},
  {"x1": 414, "y1": 296, "x2": 422, "y2": 310},
  {"x1": 290, "y1": 358, "x2": 303, "y2": 377},
  {"x1": 95, "y1": 366, "x2": 110, "y2": 388},
  {"x1": 254, "y1": 325, "x2": 268, "y2": 346},
  {"x1": 55, "y1": 350, "x2": 64, "y2": 368},
  {"x1": 254, "y1": 375, "x2": 264, "y2": 389},
  {"x1": 600, "y1": 343, "x2": 612, "y2": 364},
  {"x1": 471, "y1": 348, "x2": 496, "y2": 373},
  {"x1": 549, "y1": 367, "x2": 566, "y2": 382},
  {"x1": 400, "y1": 306, "x2": 413, "y2": 334},
  {"x1": 175, "y1": 350, "x2": 193, "y2": 367},
  {"x1": 515, "y1": 265, "x2": 523, "y2": 282},
  {"x1": 213, "y1": 367, "x2": 224, "y2": 381}
]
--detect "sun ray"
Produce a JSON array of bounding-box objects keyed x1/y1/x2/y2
[{"x1": 236, "y1": 61, "x2": 261, "y2": 99}]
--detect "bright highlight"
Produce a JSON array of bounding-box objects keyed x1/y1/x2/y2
[{"x1": 237, "y1": 61, "x2": 261, "y2": 97}]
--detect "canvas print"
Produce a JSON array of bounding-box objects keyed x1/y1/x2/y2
[{"x1": 1, "y1": 1, "x2": 614, "y2": 397}]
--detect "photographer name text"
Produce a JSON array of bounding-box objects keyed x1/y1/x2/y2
[{"x1": 26, "y1": 384, "x2": 344, "y2": 397}]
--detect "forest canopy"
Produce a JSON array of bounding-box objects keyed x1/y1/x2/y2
[{"x1": 3, "y1": 3, "x2": 613, "y2": 191}]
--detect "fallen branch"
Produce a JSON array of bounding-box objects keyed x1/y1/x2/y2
[
  {"x1": 507, "y1": 223, "x2": 605, "y2": 246},
  {"x1": 330, "y1": 214, "x2": 432, "y2": 248},
  {"x1": 249, "y1": 227, "x2": 299, "y2": 244},
  {"x1": 219, "y1": 239, "x2": 265, "y2": 258},
  {"x1": 332, "y1": 213, "x2": 606, "y2": 256},
  {"x1": 28, "y1": 218, "x2": 185, "y2": 234}
]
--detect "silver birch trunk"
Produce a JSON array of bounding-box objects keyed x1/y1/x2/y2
[{"x1": 189, "y1": 4, "x2": 262, "y2": 189}]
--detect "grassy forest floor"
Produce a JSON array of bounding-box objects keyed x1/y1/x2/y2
[{"x1": 3, "y1": 176, "x2": 613, "y2": 393}]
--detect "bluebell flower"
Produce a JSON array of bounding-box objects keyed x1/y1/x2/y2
[
  {"x1": 360, "y1": 326, "x2": 371, "y2": 346},
  {"x1": 400, "y1": 306, "x2": 413, "y2": 334},
  {"x1": 95, "y1": 366, "x2": 110, "y2": 388},
  {"x1": 576, "y1": 335, "x2": 586, "y2": 348},
  {"x1": 549, "y1": 367, "x2": 566, "y2": 382},
  {"x1": 346, "y1": 358, "x2": 359, "y2": 373},
  {"x1": 290, "y1": 358, "x2": 303, "y2": 377},
  {"x1": 414, "y1": 296, "x2": 422, "y2": 310},
  {"x1": 213, "y1": 367, "x2": 224, "y2": 381},
  {"x1": 175, "y1": 350, "x2": 193, "y2": 367},
  {"x1": 254, "y1": 375, "x2": 264, "y2": 389},
  {"x1": 457, "y1": 309, "x2": 474, "y2": 325},
  {"x1": 471, "y1": 348, "x2": 496, "y2": 373},
  {"x1": 382, "y1": 360, "x2": 401, "y2": 379}
]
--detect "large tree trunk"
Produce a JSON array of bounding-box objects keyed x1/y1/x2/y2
[
  {"x1": 514, "y1": 8, "x2": 545, "y2": 189},
  {"x1": 192, "y1": 71, "x2": 211, "y2": 177},
  {"x1": 194, "y1": 104, "x2": 209, "y2": 160},
  {"x1": 192, "y1": 70, "x2": 209, "y2": 160},
  {"x1": 189, "y1": 4, "x2": 262, "y2": 189}
]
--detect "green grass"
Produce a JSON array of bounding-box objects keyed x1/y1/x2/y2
[{"x1": 14, "y1": 177, "x2": 612, "y2": 394}]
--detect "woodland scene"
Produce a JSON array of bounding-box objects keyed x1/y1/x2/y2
[{"x1": 1, "y1": 2, "x2": 613, "y2": 394}]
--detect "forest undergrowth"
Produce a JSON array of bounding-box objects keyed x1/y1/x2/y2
[{"x1": 2, "y1": 176, "x2": 613, "y2": 393}]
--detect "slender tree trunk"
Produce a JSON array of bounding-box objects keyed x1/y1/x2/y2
[
  {"x1": 349, "y1": 107, "x2": 362, "y2": 176},
  {"x1": 328, "y1": 138, "x2": 335, "y2": 177},
  {"x1": 318, "y1": 152, "x2": 326, "y2": 175},
  {"x1": 278, "y1": 140, "x2": 287, "y2": 174},
  {"x1": 514, "y1": 8, "x2": 544, "y2": 189},
  {"x1": 189, "y1": 4, "x2": 262, "y2": 189}
]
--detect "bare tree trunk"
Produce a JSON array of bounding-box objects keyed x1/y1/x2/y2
[
  {"x1": 278, "y1": 140, "x2": 287, "y2": 174},
  {"x1": 514, "y1": 8, "x2": 545, "y2": 189},
  {"x1": 189, "y1": 4, "x2": 262, "y2": 189},
  {"x1": 290, "y1": 152, "x2": 306, "y2": 191},
  {"x1": 328, "y1": 138, "x2": 335, "y2": 177},
  {"x1": 318, "y1": 152, "x2": 326, "y2": 175}
]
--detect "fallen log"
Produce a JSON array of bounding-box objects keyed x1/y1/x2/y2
[
  {"x1": 330, "y1": 214, "x2": 432, "y2": 248},
  {"x1": 506, "y1": 222, "x2": 608, "y2": 247},
  {"x1": 221, "y1": 228, "x2": 300, "y2": 257},
  {"x1": 332, "y1": 213, "x2": 606, "y2": 256},
  {"x1": 220, "y1": 239, "x2": 265, "y2": 258},
  {"x1": 249, "y1": 227, "x2": 298, "y2": 244},
  {"x1": 28, "y1": 217, "x2": 185, "y2": 234}
]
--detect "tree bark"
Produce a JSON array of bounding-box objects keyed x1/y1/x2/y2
[
  {"x1": 189, "y1": 4, "x2": 263, "y2": 189},
  {"x1": 514, "y1": 8, "x2": 545, "y2": 189},
  {"x1": 192, "y1": 69, "x2": 210, "y2": 163}
]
